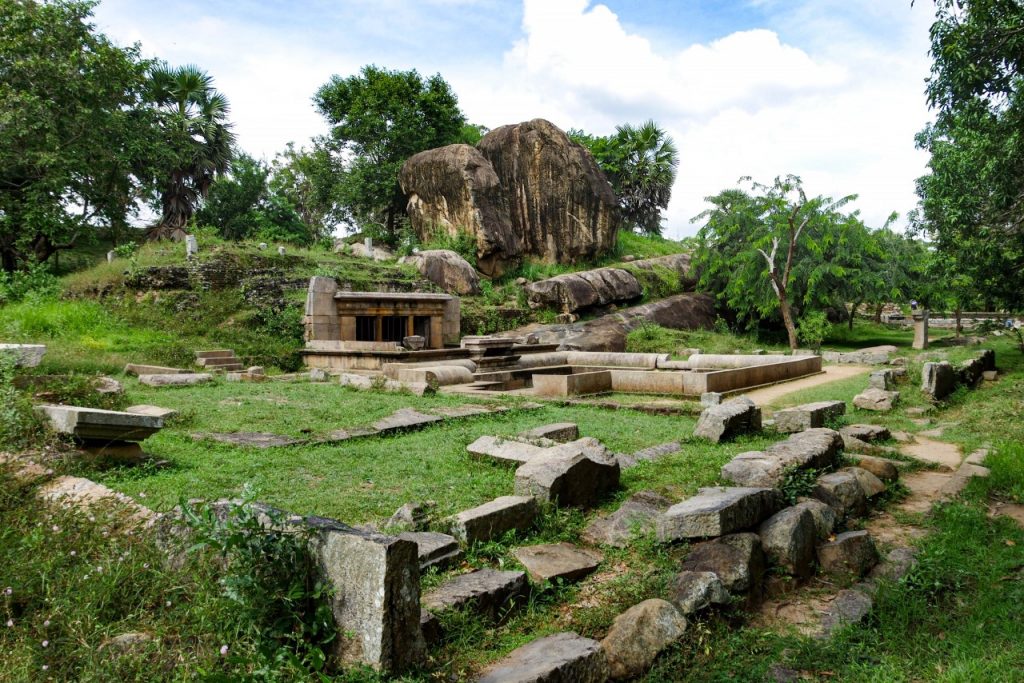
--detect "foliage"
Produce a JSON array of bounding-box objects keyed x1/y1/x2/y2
[
  {"x1": 269, "y1": 143, "x2": 340, "y2": 242},
  {"x1": 571, "y1": 121, "x2": 680, "y2": 236},
  {"x1": 914, "y1": 0, "x2": 1024, "y2": 309},
  {"x1": 0, "y1": 0, "x2": 170, "y2": 272},
  {"x1": 313, "y1": 65, "x2": 466, "y2": 244},
  {"x1": 796, "y1": 310, "x2": 832, "y2": 350},
  {"x1": 694, "y1": 174, "x2": 863, "y2": 349},
  {"x1": 625, "y1": 322, "x2": 688, "y2": 356},
  {"x1": 147, "y1": 63, "x2": 236, "y2": 239},
  {"x1": 181, "y1": 492, "x2": 337, "y2": 674},
  {"x1": 0, "y1": 355, "x2": 44, "y2": 450},
  {"x1": 778, "y1": 465, "x2": 823, "y2": 505},
  {"x1": 0, "y1": 262, "x2": 61, "y2": 305},
  {"x1": 418, "y1": 228, "x2": 478, "y2": 266}
]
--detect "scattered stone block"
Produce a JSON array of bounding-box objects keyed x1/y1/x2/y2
[
  {"x1": 479, "y1": 632, "x2": 609, "y2": 683},
  {"x1": 868, "y1": 547, "x2": 918, "y2": 581},
  {"x1": 840, "y1": 424, "x2": 890, "y2": 444},
  {"x1": 773, "y1": 401, "x2": 845, "y2": 433},
  {"x1": 842, "y1": 466, "x2": 887, "y2": 498},
  {"x1": 99, "y1": 631, "x2": 154, "y2": 654},
  {"x1": 306, "y1": 518, "x2": 425, "y2": 673},
  {"x1": 422, "y1": 569, "x2": 528, "y2": 622},
  {"x1": 848, "y1": 455, "x2": 900, "y2": 482},
  {"x1": 518, "y1": 422, "x2": 579, "y2": 443},
  {"x1": 983, "y1": 370, "x2": 997, "y2": 381},
  {"x1": 309, "y1": 368, "x2": 329, "y2": 382},
  {"x1": 138, "y1": 373, "x2": 213, "y2": 387},
  {"x1": 191, "y1": 432, "x2": 303, "y2": 448},
  {"x1": 124, "y1": 363, "x2": 187, "y2": 376},
  {"x1": 0, "y1": 343, "x2": 46, "y2": 367},
  {"x1": 819, "y1": 589, "x2": 873, "y2": 637},
  {"x1": 514, "y1": 438, "x2": 620, "y2": 508},
  {"x1": 811, "y1": 470, "x2": 868, "y2": 519},
  {"x1": 667, "y1": 571, "x2": 729, "y2": 615},
  {"x1": 385, "y1": 502, "x2": 434, "y2": 532},
  {"x1": 681, "y1": 533, "x2": 764, "y2": 593},
  {"x1": 700, "y1": 392, "x2": 722, "y2": 407},
  {"x1": 853, "y1": 387, "x2": 899, "y2": 411},
  {"x1": 582, "y1": 490, "x2": 671, "y2": 547},
  {"x1": 693, "y1": 397, "x2": 762, "y2": 443},
  {"x1": 373, "y1": 408, "x2": 443, "y2": 433},
  {"x1": 35, "y1": 404, "x2": 162, "y2": 442},
  {"x1": 420, "y1": 610, "x2": 442, "y2": 647},
  {"x1": 868, "y1": 369, "x2": 896, "y2": 391},
  {"x1": 513, "y1": 542, "x2": 603, "y2": 583},
  {"x1": 600, "y1": 599, "x2": 687, "y2": 680},
  {"x1": 95, "y1": 376, "x2": 124, "y2": 394},
  {"x1": 38, "y1": 476, "x2": 155, "y2": 528},
  {"x1": 467, "y1": 436, "x2": 545, "y2": 466},
  {"x1": 793, "y1": 498, "x2": 836, "y2": 542},
  {"x1": 658, "y1": 487, "x2": 779, "y2": 542},
  {"x1": 616, "y1": 442, "x2": 681, "y2": 469},
  {"x1": 939, "y1": 461, "x2": 991, "y2": 499},
  {"x1": 817, "y1": 530, "x2": 879, "y2": 577},
  {"x1": 451, "y1": 496, "x2": 538, "y2": 545},
  {"x1": 125, "y1": 404, "x2": 178, "y2": 420},
  {"x1": 758, "y1": 506, "x2": 816, "y2": 578},
  {"x1": 720, "y1": 428, "x2": 844, "y2": 488},
  {"x1": 921, "y1": 361, "x2": 956, "y2": 400},
  {"x1": 397, "y1": 531, "x2": 462, "y2": 571}
]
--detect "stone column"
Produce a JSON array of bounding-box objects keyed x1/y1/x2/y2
[
  {"x1": 304, "y1": 277, "x2": 340, "y2": 342},
  {"x1": 375, "y1": 316, "x2": 383, "y2": 342},
  {"x1": 912, "y1": 311, "x2": 929, "y2": 350},
  {"x1": 430, "y1": 316, "x2": 444, "y2": 349}
]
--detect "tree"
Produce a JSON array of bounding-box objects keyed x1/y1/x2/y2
[
  {"x1": 570, "y1": 121, "x2": 680, "y2": 236},
  {"x1": 269, "y1": 143, "x2": 340, "y2": 242},
  {"x1": 0, "y1": 0, "x2": 166, "y2": 272},
  {"x1": 694, "y1": 175, "x2": 857, "y2": 349},
  {"x1": 313, "y1": 65, "x2": 466, "y2": 244},
  {"x1": 147, "y1": 64, "x2": 235, "y2": 240},
  {"x1": 915, "y1": 0, "x2": 1024, "y2": 308}
]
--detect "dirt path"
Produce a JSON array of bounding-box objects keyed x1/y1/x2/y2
[{"x1": 744, "y1": 365, "x2": 872, "y2": 407}]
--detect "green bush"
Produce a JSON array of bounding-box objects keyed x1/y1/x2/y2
[
  {"x1": 986, "y1": 441, "x2": 1024, "y2": 503},
  {"x1": 797, "y1": 311, "x2": 832, "y2": 350},
  {"x1": 0, "y1": 357, "x2": 44, "y2": 450},
  {"x1": 419, "y1": 227, "x2": 478, "y2": 266},
  {"x1": 0, "y1": 263, "x2": 61, "y2": 305}
]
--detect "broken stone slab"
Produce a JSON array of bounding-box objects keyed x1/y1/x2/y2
[
  {"x1": 657, "y1": 487, "x2": 779, "y2": 542},
  {"x1": 868, "y1": 369, "x2": 896, "y2": 391},
  {"x1": 939, "y1": 461, "x2": 991, "y2": 499},
  {"x1": 811, "y1": 470, "x2": 868, "y2": 519},
  {"x1": 397, "y1": 531, "x2": 463, "y2": 571},
  {"x1": 616, "y1": 442, "x2": 681, "y2": 469},
  {"x1": 467, "y1": 436, "x2": 545, "y2": 466},
  {"x1": 0, "y1": 454, "x2": 52, "y2": 486},
  {"x1": 373, "y1": 408, "x2": 444, "y2": 434},
  {"x1": 422, "y1": 568, "x2": 528, "y2": 622},
  {"x1": 848, "y1": 455, "x2": 900, "y2": 482},
  {"x1": 95, "y1": 376, "x2": 124, "y2": 394},
  {"x1": 138, "y1": 373, "x2": 213, "y2": 387},
  {"x1": 983, "y1": 370, "x2": 997, "y2": 381},
  {"x1": 600, "y1": 599, "x2": 687, "y2": 680},
  {"x1": 0, "y1": 343, "x2": 46, "y2": 367},
  {"x1": 125, "y1": 404, "x2": 178, "y2": 420},
  {"x1": 842, "y1": 466, "x2": 887, "y2": 498},
  {"x1": 682, "y1": 532, "x2": 764, "y2": 594},
  {"x1": 700, "y1": 391, "x2": 722, "y2": 407},
  {"x1": 773, "y1": 401, "x2": 846, "y2": 433},
  {"x1": 758, "y1": 505, "x2": 816, "y2": 578},
  {"x1": 385, "y1": 502, "x2": 434, "y2": 532},
  {"x1": 517, "y1": 422, "x2": 579, "y2": 443},
  {"x1": 720, "y1": 428, "x2": 844, "y2": 488},
  {"x1": 478, "y1": 632, "x2": 609, "y2": 683},
  {"x1": 819, "y1": 588, "x2": 873, "y2": 637},
  {"x1": 450, "y1": 496, "x2": 539, "y2": 545},
  {"x1": 514, "y1": 438, "x2": 620, "y2": 508},
  {"x1": 868, "y1": 547, "x2": 918, "y2": 581},
  {"x1": 305, "y1": 516, "x2": 425, "y2": 673},
  {"x1": 513, "y1": 542, "x2": 603, "y2": 584},
  {"x1": 582, "y1": 490, "x2": 671, "y2": 547},
  {"x1": 840, "y1": 423, "x2": 890, "y2": 443},
  {"x1": 693, "y1": 397, "x2": 762, "y2": 443},
  {"x1": 817, "y1": 530, "x2": 879, "y2": 577},
  {"x1": 38, "y1": 476, "x2": 155, "y2": 529},
  {"x1": 852, "y1": 387, "x2": 899, "y2": 411},
  {"x1": 338, "y1": 373, "x2": 433, "y2": 397},
  {"x1": 921, "y1": 361, "x2": 956, "y2": 400},
  {"x1": 315, "y1": 427, "x2": 379, "y2": 444},
  {"x1": 667, "y1": 571, "x2": 729, "y2": 615},
  {"x1": 191, "y1": 432, "x2": 304, "y2": 448},
  {"x1": 123, "y1": 363, "x2": 188, "y2": 377},
  {"x1": 35, "y1": 404, "x2": 163, "y2": 442},
  {"x1": 793, "y1": 498, "x2": 836, "y2": 542}
]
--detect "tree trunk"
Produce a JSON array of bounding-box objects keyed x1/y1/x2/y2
[
  {"x1": 848, "y1": 301, "x2": 861, "y2": 330},
  {"x1": 779, "y1": 293, "x2": 799, "y2": 350},
  {"x1": 874, "y1": 303, "x2": 884, "y2": 324},
  {"x1": 955, "y1": 307, "x2": 962, "y2": 337},
  {"x1": 1, "y1": 247, "x2": 16, "y2": 274}
]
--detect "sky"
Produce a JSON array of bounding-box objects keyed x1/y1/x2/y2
[{"x1": 92, "y1": 0, "x2": 938, "y2": 238}]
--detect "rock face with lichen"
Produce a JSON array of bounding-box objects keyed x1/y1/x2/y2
[{"x1": 400, "y1": 119, "x2": 620, "y2": 276}]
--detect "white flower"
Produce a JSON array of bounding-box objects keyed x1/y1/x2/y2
[
  {"x1": 165, "y1": 600, "x2": 172, "y2": 607},
  {"x1": 69, "y1": 551, "x2": 76, "y2": 557},
  {"x1": 95, "y1": 566, "x2": 103, "y2": 574},
  {"x1": 42, "y1": 665, "x2": 48, "y2": 671},
  {"x1": 5, "y1": 619, "x2": 12, "y2": 627},
  {"x1": 219, "y1": 645, "x2": 228, "y2": 656},
  {"x1": 143, "y1": 563, "x2": 149, "y2": 570},
  {"x1": 42, "y1": 640, "x2": 48, "y2": 648},
  {"x1": 43, "y1": 620, "x2": 50, "y2": 627},
  {"x1": 138, "y1": 492, "x2": 146, "y2": 499},
  {"x1": 3, "y1": 587, "x2": 11, "y2": 595},
  {"x1": 51, "y1": 525, "x2": 59, "y2": 533}
]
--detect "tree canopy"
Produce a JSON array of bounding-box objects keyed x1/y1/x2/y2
[{"x1": 313, "y1": 65, "x2": 466, "y2": 244}]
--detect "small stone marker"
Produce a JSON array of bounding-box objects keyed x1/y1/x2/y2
[
  {"x1": 277, "y1": 245, "x2": 286, "y2": 256},
  {"x1": 517, "y1": 422, "x2": 579, "y2": 443},
  {"x1": 582, "y1": 490, "x2": 671, "y2": 547},
  {"x1": 773, "y1": 400, "x2": 845, "y2": 433},
  {"x1": 657, "y1": 487, "x2": 779, "y2": 542},
  {"x1": 106, "y1": 250, "x2": 116, "y2": 263},
  {"x1": 912, "y1": 311, "x2": 929, "y2": 350},
  {"x1": 600, "y1": 599, "x2": 686, "y2": 680},
  {"x1": 478, "y1": 632, "x2": 609, "y2": 683},
  {"x1": 817, "y1": 530, "x2": 879, "y2": 577},
  {"x1": 467, "y1": 436, "x2": 545, "y2": 466},
  {"x1": 868, "y1": 369, "x2": 896, "y2": 391},
  {"x1": 512, "y1": 542, "x2": 603, "y2": 583},
  {"x1": 693, "y1": 397, "x2": 762, "y2": 443},
  {"x1": 422, "y1": 568, "x2": 528, "y2": 622},
  {"x1": 397, "y1": 531, "x2": 462, "y2": 571},
  {"x1": 450, "y1": 495, "x2": 539, "y2": 544},
  {"x1": 682, "y1": 533, "x2": 764, "y2": 593},
  {"x1": 852, "y1": 387, "x2": 899, "y2": 411},
  {"x1": 138, "y1": 373, "x2": 213, "y2": 387},
  {"x1": 185, "y1": 234, "x2": 198, "y2": 259}
]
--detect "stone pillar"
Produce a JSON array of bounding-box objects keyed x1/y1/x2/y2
[
  {"x1": 442, "y1": 297, "x2": 461, "y2": 346},
  {"x1": 407, "y1": 315, "x2": 414, "y2": 337},
  {"x1": 304, "y1": 276, "x2": 340, "y2": 342},
  {"x1": 912, "y1": 311, "x2": 929, "y2": 350},
  {"x1": 430, "y1": 316, "x2": 444, "y2": 349},
  {"x1": 340, "y1": 316, "x2": 356, "y2": 342},
  {"x1": 185, "y1": 234, "x2": 198, "y2": 259},
  {"x1": 375, "y1": 316, "x2": 383, "y2": 342},
  {"x1": 106, "y1": 250, "x2": 115, "y2": 263}
]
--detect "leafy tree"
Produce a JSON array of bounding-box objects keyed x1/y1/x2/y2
[
  {"x1": 147, "y1": 64, "x2": 235, "y2": 240},
  {"x1": 269, "y1": 143, "x2": 340, "y2": 242},
  {"x1": 915, "y1": 0, "x2": 1024, "y2": 308},
  {"x1": 694, "y1": 175, "x2": 857, "y2": 349},
  {"x1": 570, "y1": 121, "x2": 680, "y2": 236},
  {"x1": 313, "y1": 65, "x2": 466, "y2": 244},
  {"x1": 0, "y1": 0, "x2": 166, "y2": 272}
]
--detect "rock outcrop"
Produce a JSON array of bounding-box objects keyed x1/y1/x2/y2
[
  {"x1": 400, "y1": 249, "x2": 480, "y2": 295},
  {"x1": 400, "y1": 119, "x2": 619, "y2": 276}
]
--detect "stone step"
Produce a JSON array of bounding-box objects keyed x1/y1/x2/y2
[
  {"x1": 397, "y1": 531, "x2": 463, "y2": 572},
  {"x1": 477, "y1": 632, "x2": 608, "y2": 683},
  {"x1": 467, "y1": 436, "x2": 545, "y2": 466},
  {"x1": 512, "y1": 543, "x2": 603, "y2": 584},
  {"x1": 35, "y1": 404, "x2": 163, "y2": 442},
  {"x1": 658, "y1": 487, "x2": 779, "y2": 542},
  {"x1": 451, "y1": 496, "x2": 539, "y2": 545},
  {"x1": 195, "y1": 349, "x2": 237, "y2": 360},
  {"x1": 205, "y1": 362, "x2": 244, "y2": 372},
  {"x1": 422, "y1": 568, "x2": 528, "y2": 622}
]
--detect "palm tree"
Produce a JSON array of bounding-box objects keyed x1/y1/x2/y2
[
  {"x1": 609, "y1": 121, "x2": 679, "y2": 236},
  {"x1": 147, "y1": 64, "x2": 235, "y2": 240}
]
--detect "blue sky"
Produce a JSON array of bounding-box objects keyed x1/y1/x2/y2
[{"x1": 93, "y1": 0, "x2": 937, "y2": 237}]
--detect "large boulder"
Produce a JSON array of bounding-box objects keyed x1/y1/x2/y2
[
  {"x1": 681, "y1": 533, "x2": 765, "y2": 594},
  {"x1": 401, "y1": 249, "x2": 481, "y2": 295},
  {"x1": 525, "y1": 268, "x2": 642, "y2": 313},
  {"x1": 693, "y1": 397, "x2": 762, "y2": 443},
  {"x1": 600, "y1": 599, "x2": 687, "y2": 680}
]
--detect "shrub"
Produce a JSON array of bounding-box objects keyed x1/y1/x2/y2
[
  {"x1": 0, "y1": 356, "x2": 44, "y2": 450},
  {"x1": 797, "y1": 311, "x2": 832, "y2": 350},
  {"x1": 0, "y1": 262, "x2": 61, "y2": 305}
]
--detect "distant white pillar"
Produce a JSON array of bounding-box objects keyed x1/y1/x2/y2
[
  {"x1": 912, "y1": 311, "x2": 929, "y2": 350},
  {"x1": 277, "y1": 245, "x2": 286, "y2": 256},
  {"x1": 106, "y1": 251, "x2": 115, "y2": 263},
  {"x1": 185, "y1": 235, "x2": 198, "y2": 259}
]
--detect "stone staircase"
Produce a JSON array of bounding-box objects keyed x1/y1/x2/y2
[{"x1": 195, "y1": 349, "x2": 243, "y2": 372}]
